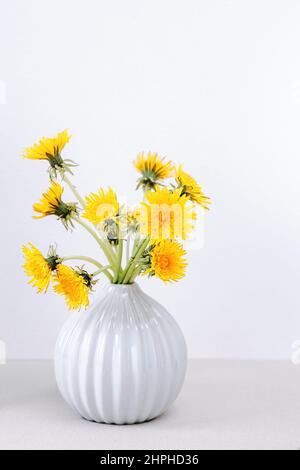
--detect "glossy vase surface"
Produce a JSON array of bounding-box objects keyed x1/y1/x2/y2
[{"x1": 54, "y1": 283, "x2": 187, "y2": 424}]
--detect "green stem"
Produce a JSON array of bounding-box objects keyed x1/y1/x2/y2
[
  {"x1": 92, "y1": 265, "x2": 112, "y2": 278},
  {"x1": 93, "y1": 225, "x2": 118, "y2": 265},
  {"x1": 62, "y1": 173, "x2": 86, "y2": 208},
  {"x1": 121, "y1": 237, "x2": 149, "y2": 284},
  {"x1": 61, "y1": 255, "x2": 104, "y2": 269},
  {"x1": 113, "y1": 239, "x2": 123, "y2": 284},
  {"x1": 60, "y1": 256, "x2": 113, "y2": 282},
  {"x1": 62, "y1": 172, "x2": 118, "y2": 269},
  {"x1": 126, "y1": 236, "x2": 131, "y2": 263},
  {"x1": 129, "y1": 265, "x2": 143, "y2": 284},
  {"x1": 72, "y1": 216, "x2": 117, "y2": 270},
  {"x1": 60, "y1": 171, "x2": 120, "y2": 274},
  {"x1": 132, "y1": 235, "x2": 140, "y2": 254},
  {"x1": 120, "y1": 235, "x2": 140, "y2": 282}
]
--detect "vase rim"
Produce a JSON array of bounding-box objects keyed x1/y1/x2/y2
[{"x1": 108, "y1": 283, "x2": 138, "y2": 288}]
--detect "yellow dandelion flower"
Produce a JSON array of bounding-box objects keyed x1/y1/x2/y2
[
  {"x1": 137, "y1": 186, "x2": 197, "y2": 241},
  {"x1": 23, "y1": 130, "x2": 71, "y2": 161},
  {"x1": 23, "y1": 130, "x2": 76, "y2": 178},
  {"x1": 125, "y1": 210, "x2": 137, "y2": 227},
  {"x1": 134, "y1": 152, "x2": 175, "y2": 190},
  {"x1": 145, "y1": 240, "x2": 187, "y2": 283},
  {"x1": 22, "y1": 244, "x2": 59, "y2": 293},
  {"x1": 83, "y1": 187, "x2": 119, "y2": 225},
  {"x1": 33, "y1": 182, "x2": 64, "y2": 218},
  {"x1": 33, "y1": 182, "x2": 77, "y2": 228},
  {"x1": 117, "y1": 206, "x2": 139, "y2": 235},
  {"x1": 53, "y1": 265, "x2": 94, "y2": 311},
  {"x1": 176, "y1": 165, "x2": 211, "y2": 210}
]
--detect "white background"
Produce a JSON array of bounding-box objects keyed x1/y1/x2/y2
[{"x1": 1, "y1": 0, "x2": 299, "y2": 360}]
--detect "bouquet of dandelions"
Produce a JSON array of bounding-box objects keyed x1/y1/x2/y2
[{"x1": 22, "y1": 130, "x2": 210, "y2": 311}]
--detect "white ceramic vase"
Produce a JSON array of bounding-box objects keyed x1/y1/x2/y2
[{"x1": 54, "y1": 283, "x2": 187, "y2": 425}]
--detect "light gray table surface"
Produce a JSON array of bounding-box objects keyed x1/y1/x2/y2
[{"x1": 0, "y1": 359, "x2": 299, "y2": 450}]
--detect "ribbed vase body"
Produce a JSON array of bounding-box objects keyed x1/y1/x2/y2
[{"x1": 54, "y1": 284, "x2": 187, "y2": 424}]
